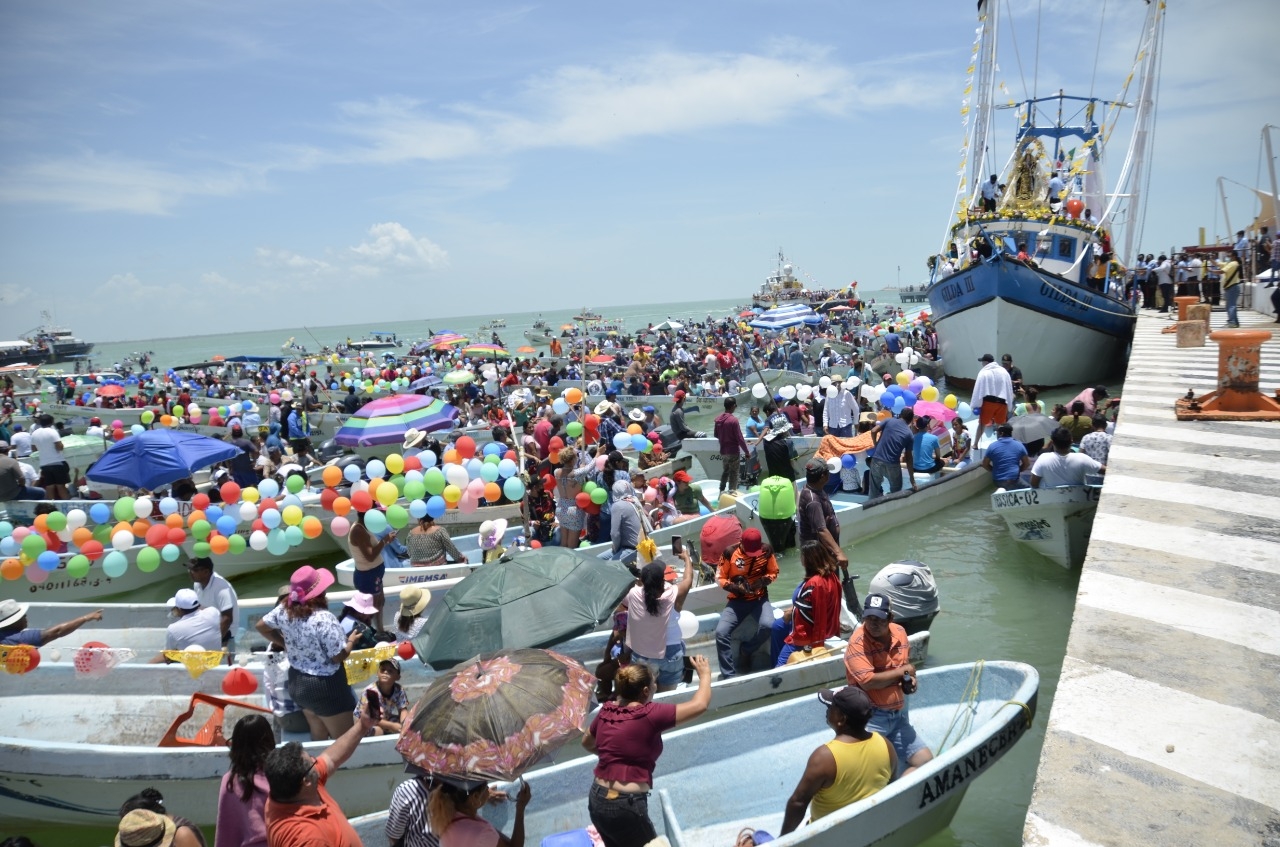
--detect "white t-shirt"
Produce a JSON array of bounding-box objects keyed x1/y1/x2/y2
[
  {"x1": 165, "y1": 607, "x2": 223, "y2": 652},
  {"x1": 10, "y1": 430, "x2": 32, "y2": 457},
  {"x1": 193, "y1": 572, "x2": 239, "y2": 634},
  {"x1": 1031, "y1": 451, "x2": 1102, "y2": 488},
  {"x1": 29, "y1": 426, "x2": 63, "y2": 468}
]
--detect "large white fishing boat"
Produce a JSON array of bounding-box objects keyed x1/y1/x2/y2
[{"x1": 925, "y1": 0, "x2": 1164, "y2": 386}]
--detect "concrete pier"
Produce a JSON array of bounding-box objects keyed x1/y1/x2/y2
[{"x1": 1024, "y1": 308, "x2": 1280, "y2": 846}]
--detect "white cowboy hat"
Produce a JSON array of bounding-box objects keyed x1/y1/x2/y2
[
  {"x1": 628, "y1": 409, "x2": 645, "y2": 422},
  {"x1": 403, "y1": 428, "x2": 428, "y2": 451},
  {"x1": 593, "y1": 399, "x2": 613, "y2": 416},
  {"x1": 0, "y1": 599, "x2": 30, "y2": 630}
]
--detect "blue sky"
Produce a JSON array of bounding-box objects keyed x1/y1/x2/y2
[{"x1": 1, "y1": 0, "x2": 1276, "y2": 341}]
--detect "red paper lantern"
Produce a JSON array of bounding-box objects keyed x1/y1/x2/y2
[{"x1": 221, "y1": 666, "x2": 258, "y2": 696}]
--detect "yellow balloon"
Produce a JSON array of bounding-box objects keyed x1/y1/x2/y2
[
  {"x1": 921, "y1": 386, "x2": 939, "y2": 402},
  {"x1": 281, "y1": 505, "x2": 303, "y2": 526},
  {"x1": 943, "y1": 394, "x2": 958, "y2": 410},
  {"x1": 384, "y1": 453, "x2": 405, "y2": 475},
  {"x1": 442, "y1": 484, "x2": 462, "y2": 504},
  {"x1": 895, "y1": 372, "x2": 910, "y2": 387},
  {"x1": 242, "y1": 487, "x2": 260, "y2": 504},
  {"x1": 376, "y1": 481, "x2": 399, "y2": 507}
]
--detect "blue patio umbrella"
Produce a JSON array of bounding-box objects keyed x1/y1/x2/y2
[
  {"x1": 85, "y1": 430, "x2": 242, "y2": 490},
  {"x1": 408, "y1": 374, "x2": 443, "y2": 391}
]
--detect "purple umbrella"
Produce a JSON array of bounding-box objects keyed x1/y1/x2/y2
[{"x1": 334, "y1": 395, "x2": 460, "y2": 448}]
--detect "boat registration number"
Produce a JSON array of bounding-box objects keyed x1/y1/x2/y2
[{"x1": 992, "y1": 489, "x2": 1039, "y2": 508}]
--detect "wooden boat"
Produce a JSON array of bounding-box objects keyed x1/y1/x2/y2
[
  {"x1": 990, "y1": 483, "x2": 1102, "y2": 568},
  {"x1": 347, "y1": 661, "x2": 1038, "y2": 846}
]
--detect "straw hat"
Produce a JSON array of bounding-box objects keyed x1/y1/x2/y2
[
  {"x1": 403, "y1": 428, "x2": 428, "y2": 451},
  {"x1": 398, "y1": 586, "x2": 432, "y2": 618},
  {"x1": 0, "y1": 599, "x2": 29, "y2": 630},
  {"x1": 628, "y1": 409, "x2": 645, "y2": 422},
  {"x1": 116, "y1": 810, "x2": 176, "y2": 847},
  {"x1": 593, "y1": 399, "x2": 613, "y2": 416}
]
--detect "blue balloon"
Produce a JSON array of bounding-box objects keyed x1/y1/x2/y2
[
  {"x1": 90, "y1": 503, "x2": 111, "y2": 524},
  {"x1": 502, "y1": 477, "x2": 525, "y2": 501},
  {"x1": 426, "y1": 495, "x2": 447, "y2": 519},
  {"x1": 131, "y1": 424, "x2": 145, "y2": 436},
  {"x1": 841, "y1": 453, "x2": 857, "y2": 469},
  {"x1": 631, "y1": 434, "x2": 649, "y2": 451},
  {"x1": 0, "y1": 537, "x2": 17, "y2": 557},
  {"x1": 482, "y1": 442, "x2": 505, "y2": 457},
  {"x1": 497, "y1": 458, "x2": 518, "y2": 478},
  {"x1": 262, "y1": 509, "x2": 282, "y2": 529},
  {"x1": 465, "y1": 458, "x2": 484, "y2": 478},
  {"x1": 419, "y1": 450, "x2": 438, "y2": 468},
  {"x1": 343, "y1": 463, "x2": 363, "y2": 483},
  {"x1": 409, "y1": 499, "x2": 428, "y2": 519},
  {"x1": 365, "y1": 459, "x2": 387, "y2": 481},
  {"x1": 901, "y1": 390, "x2": 918, "y2": 407},
  {"x1": 480, "y1": 463, "x2": 500, "y2": 483},
  {"x1": 612, "y1": 432, "x2": 631, "y2": 450},
  {"x1": 266, "y1": 529, "x2": 289, "y2": 556},
  {"x1": 892, "y1": 397, "x2": 906, "y2": 412},
  {"x1": 216, "y1": 515, "x2": 238, "y2": 536},
  {"x1": 258, "y1": 478, "x2": 280, "y2": 499},
  {"x1": 204, "y1": 505, "x2": 223, "y2": 523}
]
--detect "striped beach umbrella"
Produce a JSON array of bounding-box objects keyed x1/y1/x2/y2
[
  {"x1": 461, "y1": 343, "x2": 510, "y2": 359},
  {"x1": 429, "y1": 333, "x2": 469, "y2": 351},
  {"x1": 333, "y1": 395, "x2": 460, "y2": 447}
]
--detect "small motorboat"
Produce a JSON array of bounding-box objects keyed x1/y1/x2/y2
[{"x1": 990, "y1": 483, "x2": 1102, "y2": 568}]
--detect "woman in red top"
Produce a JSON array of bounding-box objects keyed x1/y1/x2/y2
[
  {"x1": 582, "y1": 655, "x2": 713, "y2": 847},
  {"x1": 776, "y1": 542, "x2": 843, "y2": 666}
]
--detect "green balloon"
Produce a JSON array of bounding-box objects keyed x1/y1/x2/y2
[
  {"x1": 191, "y1": 519, "x2": 212, "y2": 541},
  {"x1": 227, "y1": 534, "x2": 247, "y2": 555},
  {"x1": 21, "y1": 534, "x2": 46, "y2": 556},
  {"x1": 403, "y1": 480, "x2": 426, "y2": 501},
  {"x1": 423, "y1": 468, "x2": 447, "y2": 496},
  {"x1": 386, "y1": 504, "x2": 409, "y2": 529},
  {"x1": 286, "y1": 474, "x2": 305, "y2": 494},
  {"x1": 66, "y1": 554, "x2": 91, "y2": 578},
  {"x1": 390, "y1": 474, "x2": 407, "y2": 493},
  {"x1": 582, "y1": 480, "x2": 596, "y2": 494},
  {"x1": 92, "y1": 524, "x2": 112, "y2": 544},
  {"x1": 45, "y1": 511, "x2": 67, "y2": 533},
  {"x1": 590, "y1": 487, "x2": 608, "y2": 505},
  {"x1": 193, "y1": 541, "x2": 212, "y2": 558},
  {"x1": 579, "y1": 540, "x2": 593, "y2": 548},
  {"x1": 113, "y1": 497, "x2": 136, "y2": 522},
  {"x1": 136, "y1": 547, "x2": 161, "y2": 572},
  {"x1": 566, "y1": 422, "x2": 584, "y2": 437}
]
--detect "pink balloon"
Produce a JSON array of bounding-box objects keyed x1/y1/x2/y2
[
  {"x1": 26, "y1": 563, "x2": 49, "y2": 585},
  {"x1": 111, "y1": 420, "x2": 124, "y2": 429},
  {"x1": 467, "y1": 478, "x2": 486, "y2": 496},
  {"x1": 330, "y1": 516, "x2": 350, "y2": 537},
  {"x1": 458, "y1": 493, "x2": 479, "y2": 514},
  {"x1": 269, "y1": 392, "x2": 281, "y2": 404},
  {"x1": 594, "y1": 455, "x2": 608, "y2": 471},
  {"x1": 11, "y1": 526, "x2": 30, "y2": 542}
]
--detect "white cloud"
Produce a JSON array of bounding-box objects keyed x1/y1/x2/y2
[
  {"x1": 349, "y1": 222, "x2": 448, "y2": 271},
  {"x1": 254, "y1": 247, "x2": 334, "y2": 275}
]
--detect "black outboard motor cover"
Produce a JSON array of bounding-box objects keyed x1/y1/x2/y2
[{"x1": 868, "y1": 560, "x2": 939, "y2": 635}]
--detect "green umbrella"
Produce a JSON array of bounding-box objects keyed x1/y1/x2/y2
[
  {"x1": 412, "y1": 547, "x2": 636, "y2": 669},
  {"x1": 442, "y1": 370, "x2": 475, "y2": 384}
]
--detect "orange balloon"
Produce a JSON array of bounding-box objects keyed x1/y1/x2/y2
[
  {"x1": 331, "y1": 496, "x2": 352, "y2": 517},
  {"x1": 160, "y1": 415, "x2": 173, "y2": 426},
  {"x1": 165, "y1": 513, "x2": 185, "y2": 529},
  {"x1": 564, "y1": 387, "x2": 583, "y2": 405},
  {"x1": 442, "y1": 450, "x2": 459, "y2": 466},
  {"x1": 131, "y1": 519, "x2": 151, "y2": 537},
  {"x1": 112, "y1": 521, "x2": 133, "y2": 538},
  {"x1": 627, "y1": 423, "x2": 642, "y2": 435},
  {"x1": 188, "y1": 510, "x2": 207, "y2": 527},
  {"x1": 209, "y1": 535, "x2": 230, "y2": 555},
  {"x1": 301, "y1": 517, "x2": 324, "y2": 539},
  {"x1": 1, "y1": 558, "x2": 23, "y2": 581},
  {"x1": 321, "y1": 466, "x2": 342, "y2": 488},
  {"x1": 368, "y1": 478, "x2": 384, "y2": 492},
  {"x1": 484, "y1": 482, "x2": 502, "y2": 502},
  {"x1": 548, "y1": 451, "x2": 561, "y2": 464},
  {"x1": 33, "y1": 515, "x2": 48, "y2": 532},
  {"x1": 72, "y1": 527, "x2": 94, "y2": 547}
]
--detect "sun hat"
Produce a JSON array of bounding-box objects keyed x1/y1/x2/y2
[
  {"x1": 403, "y1": 428, "x2": 428, "y2": 451},
  {"x1": 479, "y1": 518, "x2": 508, "y2": 550},
  {"x1": 594, "y1": 400, "x2": 613, "y2": 415},
  {"x1": 116, "y1": 809, "x2": 176, "y2": 847},
  {"x1": 627, "y1": 409, "x2": 645, "y2": 422},
  {"x1": 862, "y1": 593, "x2": 892, "y2": 619},
  {"x1": 672, "y1": 470, "x2": 693, "y2": 484},
  {"x1": 739, "y1": 528, "x2": 763, "y2": 555},
  {"x1": 398, "y1": 585, "x2": 432, "y2": 618},
  {"x1": 0, "y1": 599, "x2": 30, "y2": 629},
  {"x1": 343, "y1": 592, "x2": 378, "y2": 616},
  {"x1": 289, "y1": 565, "x2": 335, "y2": 604},
  {"x1": 166, "y1": 588, "x2": 200, "y2": 611},
  {"x1": 817, "y1": 686, "x2": 873, "y2": 723}
]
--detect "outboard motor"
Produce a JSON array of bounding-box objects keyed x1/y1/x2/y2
[
  {"x1": 313, "y1": 437, "x2": 346, "y2": 463},
  {"x1": 868, "y1": 560, "x2": 939, "y2": 634},
  {"x1": 651, "y1": 424, "x2": 681, "y2": 458},
  {"x1": 755, "y1": 475, "x2": 797, "y2": 554}
]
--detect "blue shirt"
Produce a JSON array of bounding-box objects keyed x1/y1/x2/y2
[
  {"x1": 984, "y1": 436, "x2": 1029, "y2": 482},
  {"x1": 912, "y1": 431, "x2": 940, "y2": 471},
  {"x1": 873, "y1": 417, "x2": 913, "y2": 463}
]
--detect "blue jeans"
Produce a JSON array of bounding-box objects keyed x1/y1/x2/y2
[
  {"x1": 868, "y1": 458, "x2": 903, "y2": 496},
  {"x1": 715, "y1": 599, "x2": 767, "y2": 677},
  {"x1": 631, "y1": 642, "x2": 685, "y2": 687},
  {"x1": 1225, "y1": 284, "x2": 1240, "y2": 325},
  {"x1": 868, "y1": 704, "x2": 929, "y2": 773},
  {"x1": 828, "y1": 424, "x2": 853, "y2": 438}
]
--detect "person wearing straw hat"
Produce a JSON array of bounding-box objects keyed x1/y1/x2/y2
[
  {"x1": 256, "y1": 566, "x2": 362, "y2": 740},
  {"x1": 402, "y1": 428, "x2": 428, "y2": 454},
  {"x1": 392, "y1": 585, "x2": 432, "y2": 643},
  {"x1": 115, "y1": 809, "x2": 178, "y2": 847},
  {"x1": 0, "y1": 599, "x2": 103, "y2": 647}
]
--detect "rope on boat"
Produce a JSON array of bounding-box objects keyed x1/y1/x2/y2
[{"x1": 936, "y1": 659, "x2": 984, "y2": 754}]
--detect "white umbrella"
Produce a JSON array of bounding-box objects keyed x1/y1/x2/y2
[{"x1": 654, "y1": 320, "x2": 684, "y2": 331}]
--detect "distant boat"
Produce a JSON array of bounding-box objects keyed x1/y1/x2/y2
[
  {"x1": 0, "y1": 312, "x2": 94, "y2": 367},
  {"x1": 344, "y1": 331, "x2": 402, "y2": 351},
  {"x1": 925, "y1": 0, "x2": 1164, "y2": 386}
]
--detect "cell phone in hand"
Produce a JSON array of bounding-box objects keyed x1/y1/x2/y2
[
  {"x1": 367, "y1": 690, "x2": 381, "y2": 721},
  {"x1": 671, "y1": 536, "x2": 683, "y2": 556}
]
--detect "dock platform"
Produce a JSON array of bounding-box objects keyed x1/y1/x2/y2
[{"x1": 1024, "y1": 307, "x2": 1280, "y2": 846}]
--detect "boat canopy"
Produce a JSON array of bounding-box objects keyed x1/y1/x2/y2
[{"x1": 748, "y1": 304, "x2": 823, "y2": 330}]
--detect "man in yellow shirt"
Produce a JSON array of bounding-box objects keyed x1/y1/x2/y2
[{"x1": 780, "y1": 686, "x2": 896, "y2": 834}]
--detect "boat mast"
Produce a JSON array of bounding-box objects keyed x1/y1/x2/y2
[
  {"x1": 1109, "y1": 0, "x2": 1165, "y2": 266},
  {"x1": 1264, "y1": 125, "x2": 1279, "y2": 231}
]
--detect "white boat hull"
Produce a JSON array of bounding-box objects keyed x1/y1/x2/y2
[
  {"x1": 682, "y1": 436, "x2": 823, "y2": 483},
  {"x1": 990, "y1": 484, "x2": 1101, "y2": 568}
]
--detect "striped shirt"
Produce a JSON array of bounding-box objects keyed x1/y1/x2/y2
[
  {"x1": 385, "y1": 777, "x2": 439, "y2": 847},
  {"x1": 843, "y1": 623, "x2": 911, "y2": 711}
]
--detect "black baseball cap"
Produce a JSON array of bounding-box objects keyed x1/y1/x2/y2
[{"x1": 818, "y1": 686, "x2": 873, "y2": 723}]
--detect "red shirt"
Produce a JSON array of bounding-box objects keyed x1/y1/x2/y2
[
  {"x1": 786, "y1": 573, "x2": 841, "y2": 647},
  {"x1": 264, "y1": 757, "x2": 363, "y2": 847},
  {"x1": 591, "y1": 701, "x2": 677, "y2": 785}
]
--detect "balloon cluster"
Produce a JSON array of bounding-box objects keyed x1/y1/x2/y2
[{"x1": 316, "y1": 436, "x2": 527, "y2": 535}]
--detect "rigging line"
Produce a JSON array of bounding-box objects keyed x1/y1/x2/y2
[
  {"x1": 1032, "y1": 0, "x2": 1043, "y2": 100},
  {"x1": 1003, "y1": 0, "x2": 1030, "y2": 100},
  {"x1": 1089, "y1": 0, "x2": 1108, "y2": 98},
  {"x1": 1133, "y1": 9, "x2": 1165, "y2": 258}
]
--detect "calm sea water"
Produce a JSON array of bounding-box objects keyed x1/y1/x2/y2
[{"x1": 17, "y1": 292, "x2": 1099, "y2": 846}]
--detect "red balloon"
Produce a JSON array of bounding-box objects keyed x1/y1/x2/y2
[
  {"x1": 220, "y1": 482, "x2": 241, "y2": 504},
  {"x1": 403, "y1": 455, "x2": 422, "y2": 472},
  {"x1": 396, "y1": 641, "x2": 416, "y2": 660},
  {"x1": 258, "y1": 498, "x2": 278, "y2": 514},
  {"x1": 252, "y1": 519, "x2": 267, "y2": 533},
  {"x1": 167, "y1": 527, "x2": 187, "y2": 545},
  {"x1": 112, "y1": 429, "x2": 126, "y2": 441},
  {"x1": 221, "y1": 666, "x2": 258, "y2": 696},
  {"x1": 145, "y1": 524, "x2": 169, "y2": 548},
  {"x1": 319, "y1": 488, "x2": 339, "y2": 511},
  {"x1": 455, "y1": 436, "x2": 477, "y2": 459},
  {"x1": 543, "y1": 474, "x2": 556, "y2": 493},
  {"x1": 575, "y1": 492, "x2": 591, "y2": 509},
  {"x1": 549, "y1": 437, "x2": 565, "y2": 452},
  {"x1": 80, "y1": 540, "x2": 104, "y2": 561},
  {"x1": 351, "y1": 491, "x2": 374, "y2": 513},
  {"x1": 584, "y1": 502, "x2": 601, "y2": 515},
  {"x1": 529, "y1": 539, "x2": 542, "y2": 548},
  {"x1": 192, "y1": 493, "x2": 210, "y2": 511},
  {"x1": 584, "y1": 414, "x2": 600, "y2": 432},
  {"x1": 82, "y1": 641, "x2": 109, "y2": 649},
  {"x1": 505, "y1": 451, "x2": 518, "y2": 462}
]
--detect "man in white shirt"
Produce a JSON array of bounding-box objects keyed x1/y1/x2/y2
[
  {"x1": 981, "y1": 174, "x2": 1000, "y2": 212},
  {"x1": 188, "y1": 557, "x2": 239, "y2": 658},
  {"x1": 84, "y1": 417, "x2": 105, "y2": 438},
  {"x1": 151, "y1": 588, "x2": 222, "y2": 662},
  {"x1": 10, "y1": 425, "x2": 32, "y2": 458},
  {"x1": 29, "y1": 414, "x2": 69, "y2": 499},
  {"x1": 822, "y1": 383, "x2": 858, "y2": 437},
  {"x1": 971, "y1": 354, "x2": 1015, "y2": 448},
  {"x1": 1031, "y1": 428, "x2": 1105, "y2": 488}
]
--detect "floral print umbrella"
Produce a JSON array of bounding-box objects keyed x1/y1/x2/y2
[{"x1": 396, "y1": 648, "x2": 595, "y2": 781}]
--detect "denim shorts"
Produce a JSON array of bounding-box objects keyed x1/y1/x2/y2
[
  {"x1": 868, "y1": 705, "x2": 929, "y2": 769},
  {"x1": 631, "y1": 642, "x2": 685, "y2": 686}
]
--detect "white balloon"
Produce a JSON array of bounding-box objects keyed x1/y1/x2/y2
[
  {"x1": 111, "y1": 530, "x2": 133, "y2": 552},
  {"x1": 249, "y1": 530, "x2": 269, "y2": 551},
  {"x1": 826, "y1": 385, "x2": 839, "y2": 398},
  {"x1": 239, "y1": 502, "x2": 258, "y2": 522},
  {"x1": 827, "y1": 457, "x2": 842, "y2": 473},
  {"x1": 796, "y1": 385, "x2": 812, "y2": 401},
  {"x1": 818, "y1": 376, "x2": 832, "y2": 389},
  {"x1": 677, "y1": 610, "x2": 699, "y2": 640},
  {"x1": 133, "y1": 497, "x2": 153, "y2": 520},
  {"x1": 751, "y1": 383, "x2": 768, "y2": 399},
  {"x1": 66, "y1": 508, "x2": 87, "y2": 529},
  {"x1": 846, "y1": 377, "x2": 863, "y2": 391},
  {"x1": 779, "y1": 385, "x2": 797, "y2": 400}
]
